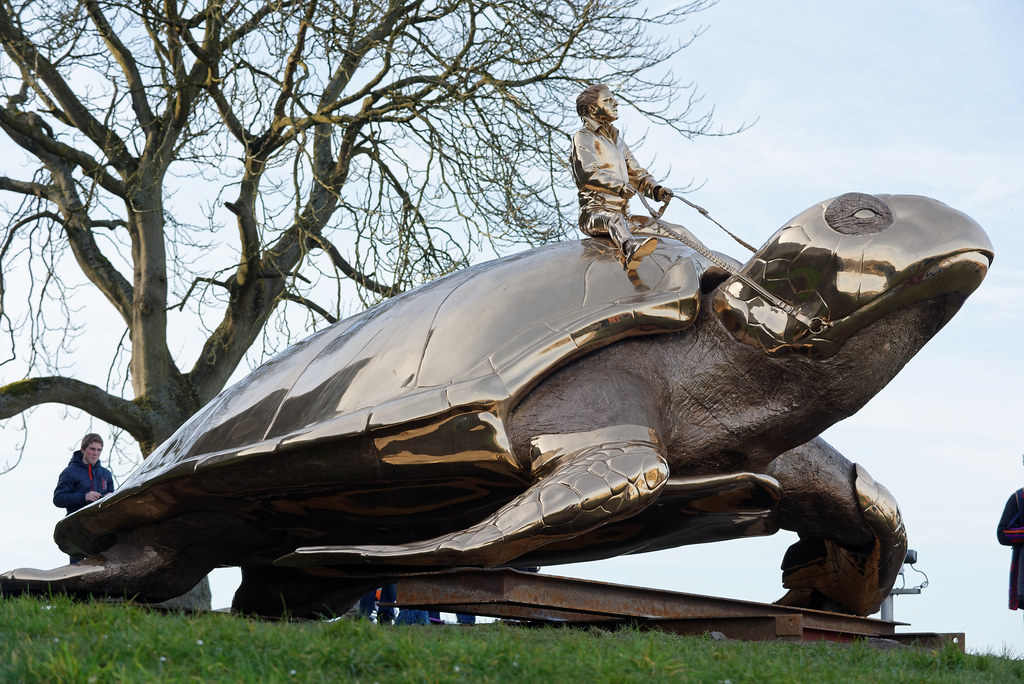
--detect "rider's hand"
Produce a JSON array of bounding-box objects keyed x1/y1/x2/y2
[{"x1": 654, "y1": 186, "x2": 674, "y2": 202}]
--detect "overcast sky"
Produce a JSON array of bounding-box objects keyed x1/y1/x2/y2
[{"x1": 2, "y1": 0, "x2": 1022, "y2": 656}]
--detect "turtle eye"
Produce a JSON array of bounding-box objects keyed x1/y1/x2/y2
[{"x1": 824, "y1": 193, "x2": 894, "y2": 235}]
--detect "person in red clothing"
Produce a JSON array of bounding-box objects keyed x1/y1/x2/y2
[{"x1": 996, "y1": 463, "x2": 1024, "y2": 612}]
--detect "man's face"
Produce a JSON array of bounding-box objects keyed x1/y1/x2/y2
[
  {"x1": 590, "y1": 88, "x2": 618, "y2": 122},
  {"x1": 83, "y1": 442, "x2": 102, "y2": 466}
]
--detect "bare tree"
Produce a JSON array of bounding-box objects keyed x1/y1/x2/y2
[{"x1": 0, "y1": 0, "x2": 721, "y2": 462}]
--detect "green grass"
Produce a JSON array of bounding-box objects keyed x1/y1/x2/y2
[{"x1": 0, "y1": 595, "x2": 1021, "y2": 683}]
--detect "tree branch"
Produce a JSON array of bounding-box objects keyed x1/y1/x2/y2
[
  {"x1": 0, "y1": 376, "x2": 152, "y2": 443},
  {"x1": 0, "y1": 8, "x2": 138, "y2": 176},
  {"x1": 0, "y1": 108, "x2": 127, "y2": 198},
  {"x1": 280, "y1": 291, "x2": 338, "y2": 325},
  {"x1": 0, "y1": 176, "x2": 54, "y2": 201},
  {"x1": 0, "y1": 0, "x2": 726, "y2": 461},
  {"x1": 308, "y1": 233, "x2": 398, "y2": 296},
  {"x1": 82, "y1": 0, "x2": 156, "y2": 135}
]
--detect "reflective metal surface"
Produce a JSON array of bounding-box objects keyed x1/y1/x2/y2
[
  {"x1": 54, "y1": 238, "x2": 705, "y2": 556},
  {"x1": 0, "y1": 193, "x2": 992, "y2": 618}
]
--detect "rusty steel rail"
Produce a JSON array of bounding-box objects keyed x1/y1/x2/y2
[{"x1": 392, "y1": 569, "x2": 964, "y2": 649}]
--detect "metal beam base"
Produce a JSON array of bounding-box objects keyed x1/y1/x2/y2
[{"x1": 392, "y1": 569, "x2": 963, "y2": 650}]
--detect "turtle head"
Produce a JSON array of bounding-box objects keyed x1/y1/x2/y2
[{"x1": 711, "y1": 193, "x2": 993, "y2": 359}]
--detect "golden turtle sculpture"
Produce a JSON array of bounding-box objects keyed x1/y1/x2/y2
[{"x1": 2, "y1": 193, "x2": 992, "y2": 618}]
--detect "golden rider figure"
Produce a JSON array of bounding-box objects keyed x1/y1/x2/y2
[{"x1": 570, "y1": 84, "x2": 674, "y2": 270}]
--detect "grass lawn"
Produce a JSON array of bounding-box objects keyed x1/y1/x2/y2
[{"x1": 1, "y1": 595, "x2": 1021, "y2": 682}]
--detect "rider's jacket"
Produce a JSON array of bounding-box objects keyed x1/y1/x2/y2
[{"x1": 569, "y1": 116, "x2": 658, "y2": 234}]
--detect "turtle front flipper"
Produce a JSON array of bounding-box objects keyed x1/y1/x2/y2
[
  {"x1": 277, "y1": 428, "x2": 669, "y2": 570},
  {"x1": 776, "y1": 464, "x2": 907, "y2": 615},
  {"x1": 502, "y1": 472, "x2": 781, "y2": 567}
]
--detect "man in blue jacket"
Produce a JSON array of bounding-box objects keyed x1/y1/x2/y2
[
  {"x1": 53, "y1": 433, "x2": 115, "y2": 549},
  {"x1": 54, "y1": 433, "x2": 115, "y2": 562}
]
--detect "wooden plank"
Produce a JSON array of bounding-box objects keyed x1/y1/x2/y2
[{"x1": 392, "y1": 568, "x2": 962, "y2": 648}]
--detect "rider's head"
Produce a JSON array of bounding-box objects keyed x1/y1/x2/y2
[{"x1": 577, "y1": 84, "x2": 618, "y2": 123}]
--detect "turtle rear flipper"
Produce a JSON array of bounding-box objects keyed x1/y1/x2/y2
[
  {"x1": 4, "y1": 512, "x2": 269, "y2": 604},
  {"x1": 1, "y1": 561, "x2": 106, "y2": 597},
  {"x1": 777, "y1": 465, "x2": 907, "y2": 615},
  {"x1": 0, "y1": 544, "x2": 208, "y2": 603}
]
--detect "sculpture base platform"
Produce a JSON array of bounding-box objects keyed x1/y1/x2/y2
[{"x1": 393, "y1": 569, "x2": 963, "y2": 650}]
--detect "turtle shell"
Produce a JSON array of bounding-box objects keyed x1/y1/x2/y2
[{"x1": 57, "y1": 238, "x2": 709, "y2": 555}]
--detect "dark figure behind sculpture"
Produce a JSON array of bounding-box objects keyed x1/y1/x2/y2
[{"x1": 997, "y1": 468, "x2": 1024, "y2": 614}]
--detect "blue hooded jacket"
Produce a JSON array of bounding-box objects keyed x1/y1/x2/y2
[{"x1": 53, "y1": 450, "x2": 115, "y2": 515}]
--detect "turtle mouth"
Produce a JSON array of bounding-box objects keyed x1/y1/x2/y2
[
  {"x1": 860, "y1": 247, "x2": 992, "y2": 319},
  {"x1": 712, "y1": 247, "x2": 991, "y2": 359},
  {"x1": 800, "y1": 247, "x2": 991, "y2": 358},
  {"x1": 837, "y1": 246, "x2": 992, "y2": 326},
  {"x1": 917, "y1": 248, "x2": 992, "y2": 287}
]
